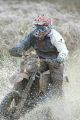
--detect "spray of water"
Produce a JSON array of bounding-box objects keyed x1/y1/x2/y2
[
  {"x1": 0, "y1": 1, "x2": 80, "y2": 120},
  {"x1": 18, "y1": 49, "x2": 80, "y2": 120}
]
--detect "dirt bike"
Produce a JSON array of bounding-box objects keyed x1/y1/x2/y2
[
  {"x1": 0, "y1": 55, "x2": 52, "y2": 120},
  {"x1": 0, "y1": 53, "x2": 69, "y2": 120}
]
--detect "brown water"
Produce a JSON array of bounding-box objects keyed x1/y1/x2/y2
[
  {"x1": 19, "y1": 49, "x2": 80, "y2": 120},
  {"x1": 0, "y1": 0, "x2": 80, "y2": 120}
]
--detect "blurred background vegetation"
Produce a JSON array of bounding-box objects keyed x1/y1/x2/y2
[
  {"x1": 0, "y1": 0, "x2": 80, "y2": 65},
  {"x1": 0, "y1": 1, "x2": 80, "y2": 119}
]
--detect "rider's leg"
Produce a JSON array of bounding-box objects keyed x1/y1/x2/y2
[
  {"x1": 39, "y1": 60, "x2": 49, "y2": 73},
  {"x1": 39, "y1": 60, "x2": 49, "y2": 94},
  {"x1": 48, "y1": 63, "x2": 64, "y2": 97}
]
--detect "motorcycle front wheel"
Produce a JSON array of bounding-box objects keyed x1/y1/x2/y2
[{"x1": 0, "y1": 91, "x2": 21, "y2": 119}]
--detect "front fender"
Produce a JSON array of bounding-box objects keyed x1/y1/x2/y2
[{"x1": 9, "y1": 71, "x2": 29, "y2": 85}]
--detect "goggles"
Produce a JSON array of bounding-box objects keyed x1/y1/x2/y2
[
  {"x1": 33, "y1": 25, "x2": 50, "y2": 38},
  {"x1": 35, "y1": 25, "x2": 49, "y2": 33}
]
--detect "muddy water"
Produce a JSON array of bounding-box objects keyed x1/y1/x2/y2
[
  {"x1": 0, "y1": 0, "x2": 80, "y2": 120},
  {"x1": 19, "y1": 49, "x2": 80, "y2": 120},
  {"x1": 0, "y1": 50, "x2": 80, "y2": 120}
]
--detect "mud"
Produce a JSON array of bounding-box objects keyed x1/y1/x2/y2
[{"x1": 0, "y1": 0, "x2": 80, "y2": 120}]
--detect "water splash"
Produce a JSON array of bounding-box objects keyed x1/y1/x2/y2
[
  {"x1": 19, "y1": 50, "x2": 80, "y2": 120},
  {"x1": 0, "y1": 1, "x2": 80, "y2": 120}
]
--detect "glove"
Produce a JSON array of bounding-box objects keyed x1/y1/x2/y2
[
  {"x1": 56, "y1": 56, "x2": 64, "y2": 64},
  {"x1": 9, "y1": 47, "x2": 23, "y2": 57}
]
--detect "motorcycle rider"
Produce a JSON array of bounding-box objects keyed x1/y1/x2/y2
[{"x1": 9, "y1": 15, "x2": 69, "y2": 96}]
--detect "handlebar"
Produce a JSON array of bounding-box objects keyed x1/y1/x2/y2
[
  {"x1": 9, "y1": 47, "x2": 57, "y2": 65},
  {"x1": 40, "y1": 58, "x2": 57, "y2": 64},
  {"x1": 26, "y1": 57, "x2": 57, "y2": 65}
]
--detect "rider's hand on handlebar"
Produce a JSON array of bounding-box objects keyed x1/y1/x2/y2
[
  {"x1": 56, "y1": 56, "x2": 64, "y2": 64},
  {"x1": 9, "y1": 47, "x2": 23, "y2": 57}
]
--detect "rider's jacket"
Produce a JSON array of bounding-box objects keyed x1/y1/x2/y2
[{"x1": 12, "y1": 29, "x2": 69, "y2": 60}]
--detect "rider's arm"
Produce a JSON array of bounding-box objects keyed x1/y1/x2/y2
[
  {"x1": 9, "y1": 33, "x2": 33, "y2": 57},
  {"x1": 50, "y1": 29, "x2": 69, "y2": 61}
]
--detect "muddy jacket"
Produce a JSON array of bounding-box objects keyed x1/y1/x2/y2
[{"x1": 11, "y1": 29, "x2": 68, "y2": 60}]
